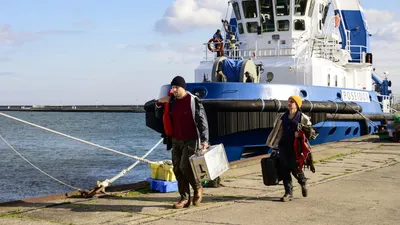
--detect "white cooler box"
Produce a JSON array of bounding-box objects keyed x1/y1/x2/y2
[{"x1": 189, "y1": 144, "x2": 229, "y2": 182}]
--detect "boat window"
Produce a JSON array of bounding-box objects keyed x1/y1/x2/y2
[
  {"x1": 294, "y1": 0, "x2": 308, "y2": 16},
  {"x1": 335, "y1": 75, "x2": 338, "y2": 87},
  {"x1": 233, "y1": 2, "x2": 242, "y2": 20},
  {"x1": 242, "y1": 0, "x2": 258, "y2": 18},
  {"x1": 238, "y1": 23, "x2": 244, "y2": 34},
  {"x1": 277, "y1": 20, "x2": 289, "y2": 31},
  {"x1": 260, "y1": 0, "x2": 275, "y2": 32},
  {"x1": 246, "y1": 22, "x2": 258, "y2": 33},
  {"x1": 275, "y1": 0, "x2": 290, "y2": 16},
  {"x1": 308, "y1": 0, "x2": 315, "y2": 17},
  {"x1": 328, "y1": 74, "x2": 331, "y2": 86},
  {"x1": 322, "y1": 4, "x2": 329, "y2": 23},
  {"x1": 294, "y1": 19, "x2": 305, "y2": 30}
]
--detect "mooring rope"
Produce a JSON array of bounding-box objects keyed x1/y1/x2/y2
[
  {"x1": 0, "y1": 133, "x2": 163, "y2": 191},
  {"x1": 0, "y1": 134, "x2": 83, "y2": 191},
  {"x1": 0, "y1": 112, "x2": 154, "y2": 164},
  {"x1": 97, "y1": 138, "x2": 163, "y2": 188},
  {"x1": 337, "y1": 99, "x2": 378, "y2": 128}
]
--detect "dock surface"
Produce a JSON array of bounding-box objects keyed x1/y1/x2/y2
[{"x1": 1, "y1": 135, "x2": 399, "y2": 225}]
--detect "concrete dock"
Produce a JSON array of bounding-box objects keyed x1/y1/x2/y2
[{"x1": 1, "y1": 135, "x2": 399, "y2": 225}]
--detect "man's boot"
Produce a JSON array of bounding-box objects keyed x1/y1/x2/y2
[
  {"x1": 173, "y1": 199, "x2": 190, "y2": 209},
  {"x1": 193, "y1": 187, "x2": 203, "y2": 206}
]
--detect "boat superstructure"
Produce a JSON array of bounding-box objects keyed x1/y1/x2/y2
[{"x1": 145, "y1": 0, "x2": 395, "y2": 162}]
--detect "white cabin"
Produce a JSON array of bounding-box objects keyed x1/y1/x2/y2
[{"x1": 195, "y1": 0, "x2": 373, "y2": 91}]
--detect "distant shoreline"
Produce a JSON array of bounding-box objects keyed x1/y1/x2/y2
[{"x1": 0, "y1": 105, "x2": 145, "y2": 113}]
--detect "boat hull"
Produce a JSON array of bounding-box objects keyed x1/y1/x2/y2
[{"x1": 147, "y1": 82, "x2": 389, "y2": 162}]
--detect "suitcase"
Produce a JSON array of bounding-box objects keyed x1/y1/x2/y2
[
  {"x1": 189, "y1": 144, "x2": 230, "y2": 182},
  {"x1": 261, "y1": 153, "x2": 281, "y2": 186}
]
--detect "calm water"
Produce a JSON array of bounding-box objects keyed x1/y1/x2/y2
[{"x1": 0, "y1": 111, "x2": 169, "y2": 203}]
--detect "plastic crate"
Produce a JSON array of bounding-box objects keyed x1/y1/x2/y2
[
  {"x1": 149, "y1": 162, "x2": 176, "y2": 181},
  {"x1": 394, "y1": 112, "x2": 400, "y2": 123},
  {"x1": 146, "y1": 177, "x2": 178, "y2": 193},
  {"x1": 377, "y1": 132, "x2": 390, "y2": 140}
]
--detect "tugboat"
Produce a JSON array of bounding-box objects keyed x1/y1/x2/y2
[{"x1": 145, "y1": 0, "x2": 395, "y2": 162}]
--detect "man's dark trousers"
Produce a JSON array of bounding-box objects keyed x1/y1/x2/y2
[{"x1": 172, "y1": 139, "x2": 201, "y2": 200}]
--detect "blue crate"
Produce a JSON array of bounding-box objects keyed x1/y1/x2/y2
[{"x1": 146, "y1": 177, "x2": 178, "y2": 193}]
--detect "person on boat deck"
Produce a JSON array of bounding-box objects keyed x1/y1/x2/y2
[
  {"x1": 229, "y1": 32, "x2": 237, "y2": 57},
  {"x1": 334, "y1": 12, "x2": 340, "y2": 28},
  {"x1": 245, "y1": 71, "x2": 254, "y2": 83},
  {"x1": 213, "y1": 29, "x2": 223, "y2": 57},
  {"x1": 156, "y1": 76, "x2": 209, "y2": 209},
  {"x1": 266, "y1": 96, "x2": 316, "y2": 202},
  {"x1": 216, "y1": 70, "x2": 227, "y2": 82},
  {"x1": 213, "y1": 29, "x2": 223, "y2": 41}
]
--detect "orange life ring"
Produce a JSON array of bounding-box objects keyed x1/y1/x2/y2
[{"x1": 207, "y1": 38, "x2": 223, "y2": 52}]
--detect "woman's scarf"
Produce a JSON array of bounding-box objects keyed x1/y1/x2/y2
[{"x1": 281, "y1": 110, "x2": 302, "y2": 137}]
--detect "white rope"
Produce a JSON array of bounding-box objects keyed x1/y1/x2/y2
[
  {"x1": 0, "y1": 112, "x2": 154, "y2": 164},
  {"x1": 0, "y1": 134, "x2": 83, "y2": 191},
  {"x1": 259, "y1": 98, "x2": 265, "y2": 112},
  {"x1": 99, "y1": 138, "x2": 163, "y2": 188},
  {"x1": 329, "y1": 100, "x2": 339, "y2": 114},
  {"x1": 305, "y1": 99, "x2": 314, "y2": 112},
  {"x1": 272, "y1": 98, "x2": 282, "y2": 112}
]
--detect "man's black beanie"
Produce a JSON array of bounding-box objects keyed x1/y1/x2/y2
[{"x1": 171, "y1": 76, "x2": 186, "y2": 89}]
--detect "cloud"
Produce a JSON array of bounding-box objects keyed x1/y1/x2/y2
[
  {"x1": 73, "y1": 19, "x2": 95, "y2": 28},
  {"x1": 154, "y1": 0, "x2": 229, "y2": 34},
  {"x1": 364, "y1": 9, "x2": 395, "y2": 25},
  {"x1": 0, "y1": 24, "x2": 84, "y2": 46},
  {"x1": 0, "y1": 57, "x2": 11, "y2": 62},
  {"x1": 0, "y1": 72, "x2": 16, "y2": 76},
  {"x1": 362, "y1": 9, "x2": 400, "y2": 94},
  {"x1": 116, "y1": 42, "x2": 202, "y2": 54},
  {"x1": 363, "y1": 9, "x2": 400, "y2": 41}
]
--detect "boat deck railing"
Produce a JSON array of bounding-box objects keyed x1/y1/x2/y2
[
  {"x1": 202, "y1": 42, "x2": 295, "y2": 61},
  {"x1": 348, "y1": 45, "x2": 368, "y2": 63},
  {"x1": 312, "y1": 38, "x2": 368, "y2": 64}
]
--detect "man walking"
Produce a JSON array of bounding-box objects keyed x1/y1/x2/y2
[{"x1": 156, "y1": 76, "x2": 209, "y2": 209}]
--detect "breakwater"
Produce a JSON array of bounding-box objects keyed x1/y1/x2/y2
[{"x1": 0, "y1": 105, "x2": 145, "y2": 112}]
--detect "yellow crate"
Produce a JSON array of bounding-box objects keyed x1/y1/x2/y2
[{"x1": 149, "y1": 162, "x2": 176, "y2": 181}]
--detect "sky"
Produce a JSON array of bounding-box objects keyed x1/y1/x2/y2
[{"x1": 0, "y1": 0, "x2": 399, "y2": 105}]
